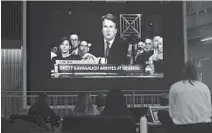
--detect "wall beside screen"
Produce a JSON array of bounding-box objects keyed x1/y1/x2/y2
[{"x1": 27, "y1": 1, "x2": 184, "y2": 91}]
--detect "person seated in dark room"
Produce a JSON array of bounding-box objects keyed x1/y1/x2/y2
[
  {"x1": 159, "y1": 93, "x2": 169, "y2": 106},
  {"x1": 94, "y1": 93, "x2": 106, "y2": 115},
  {"x1": 71, "y1": 92, "x2": 99, "y2": 116},
  {"x1": 78, "y1": 40, "x2": 100, "y2": 64},
  {"x1": 69, "y1": 33, "x2": 80, "y2": 55},
  {"x1": 102, "y1": 89, "x2": 134, "y2": 121},
  {"x1": 136, "y1": 38, "x2": 154, "y2": 72},
  {"x1": 156, "y1": 93, "x2": 169, "y2": 129},
  {"x1": 158, "y1": 60, "x2": 212, "y2": 132},
  {"x1": 28, "y1": 93, "x2": 61, "y2": 128},
  {"x1": 148, "y1": 37, "x2": 163, "y2": 73}
]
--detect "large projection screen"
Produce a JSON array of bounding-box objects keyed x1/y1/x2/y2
[{"x1": 26, "y1": 1, "x2": 184, "y2": 91}]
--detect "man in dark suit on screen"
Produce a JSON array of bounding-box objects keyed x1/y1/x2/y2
[{"x1": 90, "y1": 14, "x2": 128, "y2": 64}]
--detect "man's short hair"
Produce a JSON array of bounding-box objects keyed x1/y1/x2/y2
[
  {"x1": 70, "y1": 34, "x2": 80, "y2": 41},
  {"x1": 153, "y1": 36, "x2": 161, "y2": 41},
  {"x1": 145, "y1": 38, "x2": 153, "y2": 44},
  {"x1": 101, "y1": 14, "x2": 117, "y2": 27},
  {"x1": 70, "y1": 34, "x2": 78, "y2": 39},
  {"x1": 80, "y1": 40, "x2": 87, "y2": 46},
  {"x1": 137, "y1": 38, "x2": 144, "y2": 42}
]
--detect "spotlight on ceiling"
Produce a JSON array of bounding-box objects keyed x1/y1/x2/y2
[{"x1": 200, "y1": 37, "x2": 212, "y2": 42}]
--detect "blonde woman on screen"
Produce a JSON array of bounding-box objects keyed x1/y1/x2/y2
[{"x1": 148, "y1": 37, "x2": 163, "y2": 73}]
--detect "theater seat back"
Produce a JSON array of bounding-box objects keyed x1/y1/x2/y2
[
  {"x1": 129, "y1": 107, "x2": 148, "y2": 123},
  {"x1": 10, "y1": 115, "x2": 50, "y2": 131},
  {"x1": 173, "y1": 122, "x2": 212, "y2": 133},
  {"x1": 62, "y1": 116, "x2": 136, "y2": 133}
]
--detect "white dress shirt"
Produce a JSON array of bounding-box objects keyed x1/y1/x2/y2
[
  {"x1": 71, "y1": 48, "x2": 79, "y2": 55},
  {"x1": 104, "y1": 38, "x2": 115, "y2": 57},
  {"x1": 51, "y1": 52, "x2": 57, "y2": 59}
]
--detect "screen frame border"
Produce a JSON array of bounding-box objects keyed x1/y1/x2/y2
[{"x1": 24, "y1": 1, "x2": 187, "y2": 94}]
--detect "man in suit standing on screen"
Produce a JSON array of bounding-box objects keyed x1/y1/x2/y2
[{"x1": 90, "y1": 14, "x2": 128, "y2": 64}]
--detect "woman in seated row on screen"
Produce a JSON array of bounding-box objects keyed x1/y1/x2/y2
[
  {"x1": 158, "y1": 59, "x2": 212, "y2": 132},
  {"x1": 135, "y1": 36, "x2": 163, "y2": 75},
  {"x1": 51, "y1": 38, "x2": 100, "y2": 65},
  {"x1": 51, "y1": 38, "x2": 100, "y2": 78},
  {"x1": 145, "y1": 36, "x2": 163, "y2": 74},
  {"x1": 51, "y1": 37, "x2": 81, "y2": 61},
  {"x1": 51, "y1": 37, "x2": 81, "y2": 68},
  {"x1": 51, "y1": 37, "x2": 81, "y2": 78}
]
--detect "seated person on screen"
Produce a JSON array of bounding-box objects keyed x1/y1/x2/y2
[
  {"x1": 69, "y1": 33, "x2": 80, "y2": 55},
  {"x1": 52, "y1": 37, "x2": 81, "y2": 62},
  {"x1": 127, "y1": 34, "x2": 138, "y2": 64},
  {"x1": 158, "y1": 60, "x2": 212, "y2": 131},
  {"x1": 102, "y1": 89, "x2": 134, "y2": 121},
  {"x1": 78, "y1": 41, "x2": 100, "y2": 64},
  {"x1": 136, "y1": 38, "x2": 154, "y2": 72},
  {"x1": 152, "y1": 36, "x2": 162, "y2": 54},
  {"x1": 94, "y1": 93, "x2": 106, "y2": 115},
  {"x1": 51, "y1": 37, "x2": 81, "y2": 77},
  {"x1": 148, "y1": 37, "x2": 163, "y2": 73},
  {"x1": 71, "y1": 92, "x2": 99, "y2": 116},
  {"x1": 135, "y1": 40, "x2": 145, "y2": 61},
  {"x1": 28, "y1": 93, "x2": 61, "y2": 127}
]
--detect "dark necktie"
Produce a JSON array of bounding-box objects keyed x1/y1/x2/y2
[{"x1": 105, "y1": 41, "x2": 110, "y2": 58}]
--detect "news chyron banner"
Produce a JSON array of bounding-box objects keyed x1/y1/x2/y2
[{"x1": 51, "y1": 60, "x2": 142, "y2": 78}]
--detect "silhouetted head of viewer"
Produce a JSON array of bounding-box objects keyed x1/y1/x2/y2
[
  {"x1": 181, "y1": 60, "x2": 200, "y2": 85},
  {"x1": 96, "y1": 93, "x2": 106, "y2": 108},
  {"x1": 95, "y1": 93, "x2": 106, "y2": 114},
  {"x1": 159, "y1": 93, "x2": 169, "y2": 106},
  {"x1": 73, "y1": 92, "x2": 97, "y2": 116},
  {"x1": 28, "y1": 92, "x2": 61, "y2": 127},
  {"x1": 37, "y1": 93, "x2": 48, "y2": 104},
  {"x1": 101, "y1": 14, "x2": 117, "y2": 41},
  {"x1": 103, "y1": 89, "x2": 132, "y2": 117}
]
